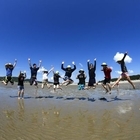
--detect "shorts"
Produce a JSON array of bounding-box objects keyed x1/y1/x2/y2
[
  {"x1": 121, "y1": 72, "x2": 129, "y2": 78},
  {"x1": 30, "y1": 77, "x2": 38, "y2": 85},
  {"x1": 78, "y1": 84, "x2": 85, "y2": 90},
  {"x1": 4, "y1": 76, "x2": 14, "y2": 84},
  {"x1": 63, "y1": 76, "x2": 73, "y2": 82},
  {"x1": 103, "y1": 78, "x2": 111, "y2": 85},
  {"x1": 42, "y1": 79, "x2": 48, "y2": 84},
  {"x1": 54, "y1": 82, "x2": 60, "y2": 85},
  {"x1": 88, "y1": 78, "x2": 96, "y2": 86},
  {"x1": 17, "y1": 86, "x2": 24, "y2": 91}
]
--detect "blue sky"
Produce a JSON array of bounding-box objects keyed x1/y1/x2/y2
[{"x1": 0, "y1": 0, "x2": 140, "y2": 82}]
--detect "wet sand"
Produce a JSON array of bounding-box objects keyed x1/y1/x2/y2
[{"x1": 0, "y1": 81, "x2": 140, "y2": 140}]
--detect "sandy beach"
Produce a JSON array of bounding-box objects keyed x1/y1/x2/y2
[{"x1": 0, "y1": 81, "x2": 140, "y2": 140}]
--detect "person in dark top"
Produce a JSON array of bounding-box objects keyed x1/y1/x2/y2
[
  {"x1": 61, "y1": 61, "x2": 76, "y2": 86},
  {"x1": 2, "y1": 59, "x2": 17, "y2": 85},
  {"x1": 17, "y1": 71, "x2": 26, "y2": 99},
  {"x1": 76, "y1": 69, "x2": 86, "y2": 90},
  {"x1": 112, "y1": 52, "x2": 135, "y2": 89},
  {"x1": 87, "y1": 58, "x2": 96, "y2": 89},
  {"x1": 53, "y1": 71, "x2": 62, "y2": 91},
  {"x1": 101, "y1": 63, "x2": 112, "y2": 93},
  {"x1": 28, "y1": 58, "x2": 41, "y2": 88}
]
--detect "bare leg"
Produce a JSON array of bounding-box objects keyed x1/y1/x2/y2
[
  {"x1": 102, "y1": 84, "x2": 109, "y2": 93},
  {"x1": 112, "y1": 76, "x2": 122, "y2": 88},
  {"x1": 57, "y1": 85, "x2": 62, "y2": 90},
  {"x1": 21, "y1": 90, "x2": 24, "y2": 99},
  {"x1": 18, "y1": 91, "x2": 21, "y2": 99},
  {"x1": 126, "y1": 76, "x2": 135, "y2": 89}
]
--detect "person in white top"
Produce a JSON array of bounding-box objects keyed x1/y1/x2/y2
[{"x1": 41, "y1": 67, "x2": 54, "y2": 89}]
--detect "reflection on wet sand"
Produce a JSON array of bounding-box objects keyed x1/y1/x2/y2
[{"x1": 0, "y1": 83, "x2": 140, "y2": 139}]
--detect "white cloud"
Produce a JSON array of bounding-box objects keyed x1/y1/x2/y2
[
  {"x1": 113, "y1": 52, "x2": 132, "y2": 63},
  {"x1": 115, "y1": 71, "x2": 122, "y2": 74},
  {"x1": 38, "y1": 66, "x2": 47, "y2": 73},
  {"x1": 128, "y1": 70, "x2": 134, "y2": 74}
]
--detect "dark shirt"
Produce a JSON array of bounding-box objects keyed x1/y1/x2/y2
[
  {"x1": 54, "y1": 74, "x2": 61, "y2": 84},
  {"x1": 77, "y1": 73, "x2": 86, "y2": 85},
  {"x1": 30, "y1": 67, "x2": 39, "y2": 77},
  {"x1": 61, "y1": 64, "x2": 76, "y2": 78},
  {"x1": 87, "y1": 61, "x2": 96, "y2": 79},
  {"x1": 18, "y1": 76, "x2": 25, "y2": 86}
]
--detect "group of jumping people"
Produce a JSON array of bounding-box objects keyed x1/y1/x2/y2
[{"x1": 1, "y1": 52, "x2": 135, "y2": 99}]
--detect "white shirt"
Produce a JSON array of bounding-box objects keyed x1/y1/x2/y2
[{"x1": 42, "y1": 73, "x2": 48, "y2": 80}]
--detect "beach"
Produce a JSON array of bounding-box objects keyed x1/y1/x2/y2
[{"x1": 0, "y1": 81, "x2": 140, "y2": 140}]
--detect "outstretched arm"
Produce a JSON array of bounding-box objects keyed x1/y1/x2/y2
[
  {"x1": 48, "y1": 67, "x2": 54, "y2": 74},
  {"x1": 13, "y1": 59, "x2": 17, "y2": 68}
]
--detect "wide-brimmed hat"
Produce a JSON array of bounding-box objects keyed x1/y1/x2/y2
[
  {"x1": 101, "y1": 63, "x2": 107, "y2": 66},
  {"x1": 5, "y1": 63, "x2": 13, "y2": 66}
]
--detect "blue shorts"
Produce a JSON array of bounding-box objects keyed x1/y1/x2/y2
[
  {"x1": 78, "y1": 84, "x2": 85, "y2": 90},
  {"x1": 17, "y1": 86, "x2": 24, "y2": 91}
]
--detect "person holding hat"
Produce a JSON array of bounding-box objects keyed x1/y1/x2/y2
[
  {"x1": 28, "y1": 58, "x2": 42, "y2": 88},
  {"x1": 41, "y1": 67, "x2": 54, "y2": 89},
  {"x1": 17, "y1": 71, "x2": 26, "y2": 99},
  {"x1": 53, "y1": 70, "x2": 63, "y2": 91},
  {"x1": 61, "y1": 61, "x2": 76, "y2": 86},
  {"x1": 76, "y1": 69, "x2": 87, "y2": 90},
  {"x1": 2, "y1": 59, "x2": 17, "y2": 85},
  {"x1": 112, "y1": 52, "x2": 135, "y2": 89},
  {"x1": 87, "y1": 58, "x2": 96, "y2": 89},
  {"x1": 101, "y1": 62, "x2": 112, "y2": 93}
]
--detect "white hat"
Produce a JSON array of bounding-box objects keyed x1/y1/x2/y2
[
  {"x1": 79, "y1": 69, "x2": 84, "y2": 73},
  {"x1": 67, "y1": 65, "x2": 71, "y2": 68},
  {"x1": 55, "y1": 71, "x2": 59, "y2": 74},
  {"x1": 101, "y1": 63, "x2": 107, "y2": 66}
]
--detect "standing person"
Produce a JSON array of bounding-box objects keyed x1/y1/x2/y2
[
  {"x1": 53, "y1": 71, "x2": 63, "y2": 91},
  {"x1": 61, "y1": 61, "x2": 76, "y2": 86},
  {"x1": 28, "y1": 58, "x2": 42, "y2": 88},
  {"x1": 17, "y1": 71, "x2": 26, "y2": 99},
  {"x1": 87, "y1": 58, "x2": 96, "y2": 89},
  {"x1": 112, "y1": 52, "x2": 135, "y2": 89},
  {"x1": 41, "y1": 67, "x2": 54, "y2": 89},
  {"x1": 101, "y1": 63, "x2": 112, "y2": 93},
  {"x1": 2, "y1": 59, "x2": 17, "y2": 85},
  {"x1": 76, "y1": 69, "x2": 86, "y2": 90}
]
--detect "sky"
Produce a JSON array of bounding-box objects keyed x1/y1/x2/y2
[{"x1": 0, "y1": 0, "x2": 140, "y2": 83}]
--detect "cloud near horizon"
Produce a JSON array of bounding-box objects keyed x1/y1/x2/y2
[{"x1": 113, "y1": 52, "x2": 132, "y2": 63}]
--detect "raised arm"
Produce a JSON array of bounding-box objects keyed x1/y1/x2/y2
[
  {"x1": 13, "y1": 59, "x2": 17, "y2": 68},
  {"x1": 24, "y1": 71, "x2": 27, "y2": 78},
  {"x1": 48, "y1": 67, "x2": 54, "y2": 74},
  {"x1": 121, "y1": 52, "x2": 127, "y2": 61},
  {"x1": 93, "y1": 58, "x2": 96, "y2": 71},
  {"x1": 28, "y1": 58, "x2": 32, "y2": 67},
  {"x1": 61, "y1": 61, "x2": 66, "y2": 71},
  {"x1": 38, "y1": 60, "x2": 42, "y2": 68},
  {"x1": 72, "y1": 61, "x2": 76, "y2": 71},
  {"x1": 87, "y1": 60, "x2": 90, "y2": 70}
]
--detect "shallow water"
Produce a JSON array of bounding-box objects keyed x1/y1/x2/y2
[{"x1": 0, "y1": 82, "x2": 140, "y2": 140}]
